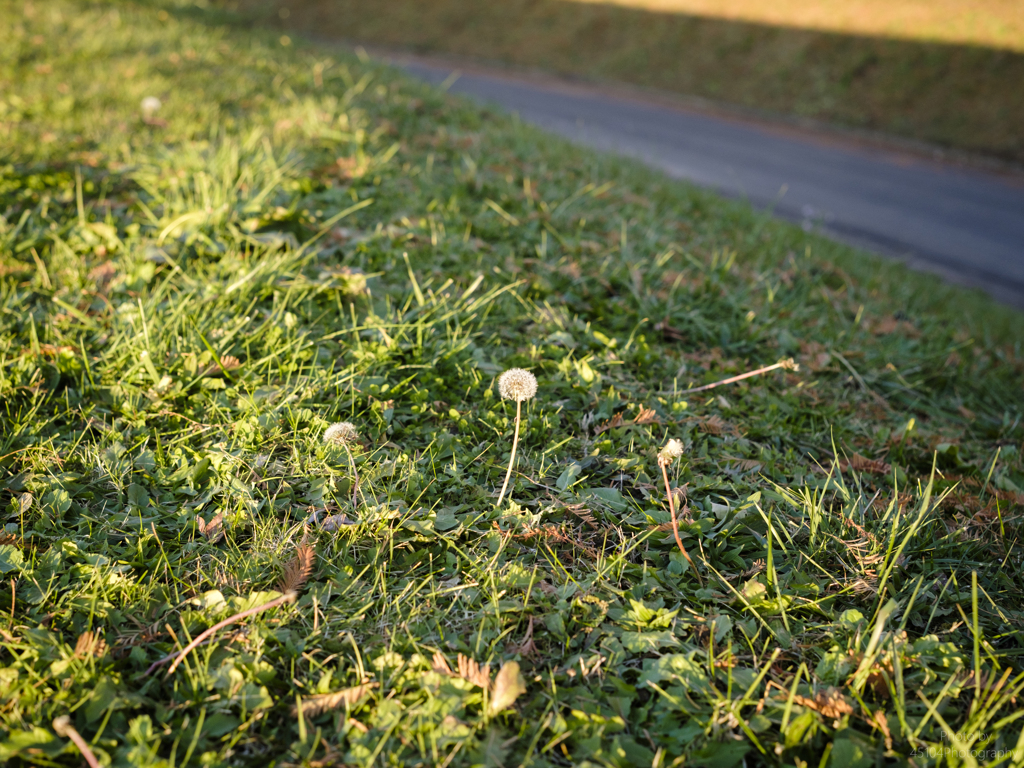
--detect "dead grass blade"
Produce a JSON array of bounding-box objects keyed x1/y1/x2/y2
[{"x1": 292, "y1": 683, "x2": 378, "y2": 717}]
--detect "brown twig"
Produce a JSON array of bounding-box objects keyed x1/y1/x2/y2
[
  {"x1": 161, "y1": 545, "x2": 314, "y2": 676},
  {"x1": 164, "y1": 592, "x2": 296, "y2": 675},
  {"x1": 679, "y1": 358, "x2": 798, "y2": 395},
  {"x1": 53, "y1": 716, "x2": 101, "y2": 768},
  {"x1": 660, "y1": 459, "x2": 703, "y2": 586},
  {"x1": 144, "y1": 632, "x2": 244, "y2": 675}
]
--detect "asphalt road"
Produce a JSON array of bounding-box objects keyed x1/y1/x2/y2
[{"x1": 394, "y1": 57, "x2": 1024, "y2": 308}]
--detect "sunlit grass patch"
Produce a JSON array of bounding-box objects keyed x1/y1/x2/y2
[{"x1": 1, "y1": 1, "x2": 1023, "y2": 766}]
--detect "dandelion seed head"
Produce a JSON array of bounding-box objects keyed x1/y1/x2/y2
[
  {"x1": 323, "y1": 421, "x2": 358, "y2": 445},
  {"x1": 498, "y1": 368, "x2": 538, "y2": 402},
  {"x1": 141, "y1": 96, "x2": 162, "y2": 117},
  {"x1": 658, "y1": 438, "x2": 685, "y2": 464}
]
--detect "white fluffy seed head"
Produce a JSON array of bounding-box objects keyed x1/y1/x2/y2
[
  {"x1": 658, "y1": 438, "x2": 685, "y2": 464},
  {"x1": 498, "y1": 368, "x2": 538, "y2": 402},
  {"x1": 323, "y1": 421, "x2": 358, "y2": 446},
  {"x1": 141, "y1": 96, "x2": 162, "y2": 116}
]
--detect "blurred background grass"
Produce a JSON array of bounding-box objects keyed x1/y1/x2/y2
[{"x1": 230, "y1": 0, "x2": 1024, "y2": 163}]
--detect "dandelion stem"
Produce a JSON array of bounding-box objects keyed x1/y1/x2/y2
[
  {"x1": 344, "y1": 445, "x2": 359, "y2": 512},
  {"x1": 661, "y1": 460, "x2": 702, "y2": 586},
  {"x1": 497, "y1": 400, "x2": 522, "y2": 508}
]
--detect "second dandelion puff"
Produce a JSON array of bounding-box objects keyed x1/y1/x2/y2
[
  {"x1": 324, "y1": 421, "x2": 360, "y2": 510},
  {"x1": 496, "y1": 368, "x2": 537, "y2": 507}
]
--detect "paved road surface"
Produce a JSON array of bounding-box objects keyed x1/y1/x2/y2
[{"x1": 393, "y1": 57, "x2": 1024, "y2": 308}]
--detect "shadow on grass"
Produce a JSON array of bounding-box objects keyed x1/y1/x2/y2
[{"x1": 224, "y1": 0, "x2": 1024, "y2": 164}]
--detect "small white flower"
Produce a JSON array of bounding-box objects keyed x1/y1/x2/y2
[
  {"x1": 498, "y1": 368, "x2": 538, "y2": 402},
  {"x1": 323, "y1": 421, "x2": 358, "y2": 446},
  {"x1": 658, "y1": 438, "x2": 684, "y2": 464},
  {"x1": 140, "y1": 96, "x2": 162, "y2": 117}
]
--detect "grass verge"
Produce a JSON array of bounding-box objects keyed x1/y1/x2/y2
[
  {"x1": 2, "y1": 1, "x2": 1024, "y2": 765},
  {"x1": 234, "y1": 0, "x2": 1024, "y2": 165}
]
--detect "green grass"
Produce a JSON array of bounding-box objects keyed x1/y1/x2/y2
[
  {"x1": 2, "y1": 1, "x2": 1024, "y2": 766},
  {"x1": 235, "y1": 0, "x2": 1024, "y2": 164}
]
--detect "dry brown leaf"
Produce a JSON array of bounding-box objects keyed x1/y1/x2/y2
[
  {"x1": 792, "y1": 688, "x2": 854, "y2": 720},
  {"x1": 729, "y1": 457, "x2": 762, "y2": 471},
  {"x1": 872, "y1": 316, "x2": 899, "y2": 335},
  {"x1": 594, "y1": 413, "x2": 625, "y2": 434},
  {"x1": 293, "y1": 683, "x2": 377, "y2": 717},
  {"x1": 869, "y1": 708, "x2": 894, "y2": 751},
  {"x1": 457, "y1": 654, "x2": 492, "y2": 689},
  {"x1": 843, "y1": 453, "x2": 891, "y2": 475},
  {"x1": 488, "y1": 662, "x2": 526, "y2": 715},
  {"x1": 536, "y1": 581, "x2": 558, "y2": 596},
  {"x1": 632, "y1": 407, "x2": 659, "y2": 425},
  {"x1": 507, "y1": 617, "x2": 538, "y2": 658},
  {"x1": 200, "y1": 355, "x2": 241, "y2": 377},
  {"x1": 74, "y1": 631, "x2": 107, "y2": 658},
  {"x1": 0, "y1": 534, "x2": 21, "y2": 547},
  {"x1": 654, "y1": 320, "x2": 686, "y2": 341},
  {"x1": 958, "y1": 405, "x2": 976, "y2": 420},
  {"x1": 701, "y1": 414, "x2": 726, "y2": 435},
  {"x1": 432, "y1": 652, "x2": 493, "y2": 689},
  {"x1": 320, "y1": 513, "x2": 353, "y2": 531},
  {"x1": 278, "y1": 545, "x2": 315, "y2": 594},
  {"x1": 196, "y1": 514, "x2": 224, "y2": 544},
  {"x1": 431, "y1": 651, "x2": 453, "y2": 676}
]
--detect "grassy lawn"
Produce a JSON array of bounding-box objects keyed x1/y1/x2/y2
[
  {"x1": 239, "y1": 0, "x2": 1024, "y2": 165},
  {"x1": 3, "y1": 1, "x2": 1024, "y2": 766}
]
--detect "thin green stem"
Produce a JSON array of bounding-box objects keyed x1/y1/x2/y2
[{"x1": 497, "y1": 400, "x2": 522, "y2": 508}]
